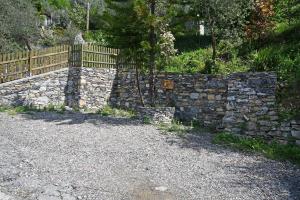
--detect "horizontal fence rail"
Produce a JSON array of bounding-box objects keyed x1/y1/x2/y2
[
  {"x1": 82, "y1": 44, "x2": 119, "y2": 68},
  {"x1": 0, "y1": 44, "x2": 135, "y2": 84}
]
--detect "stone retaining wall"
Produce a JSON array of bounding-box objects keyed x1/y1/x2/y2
[
  {"x1": 110, "y1": 70, "x2": 227, "y2": 127},
  {"x1": 0, "y1": 69, "x2": 69, "y2": 107},
  {"x1": 223, "y1": 73, "x2": 279, "y2": 138},
  {"x1": 136, "y1": 107, "x2": 176, "y2": 124},
  {"x1": 65, "y1": 67, "x2": 116, "y2": 110},
  {"x1": 0, "y1": 67, "x2": 299, "y2": 144},
  {"x1": 292, "y1": 120, "x2": 300, "y2": 145},
  {"x1": 279, "y1": 120, "x2": 300, "y2": 145},
  {"x1": 0, "y1": 67, "x2": 116, "y2": 110}
]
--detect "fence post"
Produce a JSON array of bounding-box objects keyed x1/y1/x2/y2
[
  {"x1": 28, "y1": 51, "x2": 33, "y2": 76},
  {"x1": 81, "y1": 44, "x2": 84, "y2": 67},
  {"x1": 68, "y1": 45, "x2": 72, "y2": 67}
]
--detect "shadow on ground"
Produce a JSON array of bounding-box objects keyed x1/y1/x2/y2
[
  {"x1": 19, "y1": 111, "x2": 143, "y2": 127},
  {"x1": 12, "y1": 111, "x2": 300, "y2": 199},
  {"x1": 166, "y1": 132, "x2": 300, "y2": 200}
]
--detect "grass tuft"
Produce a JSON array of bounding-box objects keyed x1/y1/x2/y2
[
  {"x1": 142, "y1": 116, "x2": 152, "y2": 124},
  {"x1": 213, "y1": 132, "x2": 300, "y2": 165},
  {"x1": 0, "y1": 105, "x2": 66, "y2": 115},
  {"x1": 96, "y1": 105, "x2": 136, "y2": 118},
  {"x1": 158, "y1": 120, "x2": 208, "y2": 137}
]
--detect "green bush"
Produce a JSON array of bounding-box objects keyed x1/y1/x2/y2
[
  {"x1": 252, "y1": 43, "x2": 300, "y2": 85},
  {"x1": 84, "y1": 31, "x2": 108, "y2": 46},
  {"x1": 163, "y1": 45, "x2": 250, "y2": 75},
  {"x1": 163, "y1": 48, "x2": 212, "y2": 74}
]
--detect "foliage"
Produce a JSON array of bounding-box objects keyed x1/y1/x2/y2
[
  {"x1": 213, "y1": 132, "x2": 300, "y2": 165},
  {"x1": 157, "y1": 25, "x2": 177, "y2": 65},
  {"x1": 103, "y1": 0, "x2": 176, "y2": 106},
  {"x1": 175, "y1": 35, "x2": 211, "y2": 53},
  {"x1": 39, "y1": 25, "x2": 81, "y2": 46},
  {"x1": 0, "y1": 0, "x2": 40, "y2": 52},
  {"x1": 59, "y1": 25, "x2": 82, "y2": 44},
  {"x1": 32, "y1": 0, "x2": 71, "y2": 11},
  {"x1": 278, "y1": 105, "x2": 300, "y2": 122},
  {"x1": 84, "y1": 30, "x2": 108, "y2": 45},
  {"x1": 274, "y1": 0, "x2": 300, "y2": 24},
  {"x1": 191, "y1": 0, "x2": 254, "y2": 64},
  {"x1": 163, "y1": 43, "x2": 250, "y2": 75},
  {"x1": 96, "y1": 105, "x2": 136, "y2": 118},
  {"x1": 194, "y1": 0, "x2": 253, "y2": 39},
  {"x1": 243, "y1": 21, "x2": 300, "y2": 111},
  {"x1": 163, "y1": 49, "x2": 211, "y2": 74},
  {"x1": 246, "y1": 0, "x2": 275, "y2": 39},
  {"x1": 68, "y1": 3, "x2": 87, "y2": 31},
  {"x1": 48, "y1": 0, "x2": 71, "y2": 9}
]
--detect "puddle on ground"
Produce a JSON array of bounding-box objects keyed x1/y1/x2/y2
[{"x1": 130, "y1": 183, "x2": 174, "y2": 200}]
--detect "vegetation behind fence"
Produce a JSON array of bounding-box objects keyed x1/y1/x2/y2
[{"x1": 0, "y1": 44, "x2": 123, "y2": 83}]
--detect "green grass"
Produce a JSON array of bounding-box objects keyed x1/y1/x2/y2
[
  {"x1": 0, "y1": 106, "x2": 37, "y2": 115},
  {"x1": 158, "y1": 120, "x2": 189, "y2": 137},
  {"x1": 142, "y1": 116, "x2": 152, "y2": 124},
  {"x1": 213, "y1": 132, "x2": 300, "y2": 165},
  {"x1": 158, "y1": 120, "x2": 209, "y2": 137},
  {"x1": 0, "y1": 105, "x2": 67, "y2": 115},
  {"x1": 96, "y1": 105, "x2": 136, "y2": 118}
]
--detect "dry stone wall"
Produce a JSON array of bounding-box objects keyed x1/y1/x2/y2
[
  {"x1": 223, "y1": 73, "x2": 279, "y2": 138},
  {"x1": 0, "y1": 67, "x2": 116, "y2": 110},
  {"x1": 0, "y1": 69, "x2": 69, "y2": 107},
  {"x1": 65, "y1": 67, "x2": 116, "y2": 110},
  {"x1": 0, "y1": 67, "x2": 299, "y2": 144},
  {"x1": 110, "y1": 70, "x2": 227, "y2": 127}
]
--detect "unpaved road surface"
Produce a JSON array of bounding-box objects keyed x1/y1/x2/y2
[{"x1": 0, "y1": 112, "x2": 299, "y2": 200}]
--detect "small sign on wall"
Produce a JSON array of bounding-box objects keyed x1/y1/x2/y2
[{"x1": 163, "y1": 80, "x2": 174, "y2": 90}]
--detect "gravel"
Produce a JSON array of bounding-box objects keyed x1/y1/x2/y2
[{"x1": 0, "y1": 112, "x2": 299, "y2": 200}]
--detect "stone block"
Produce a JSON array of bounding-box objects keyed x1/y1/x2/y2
[
  {"x1": 291, "y1": 130, "x2": 300, "y2": 139},
  {"x1": 190, "y1": 93, "x2": 199, "y2": 99},
  {"x1": 207, "y1": 94, "x2": 215, "y2": 100},
  {"x1": 36, "y1": 96, "x2": 49, "y2": 105},
  {"x1": 215, "y1": 95, "x2": 222, "y2": 101},
  {"x1": 227, "y1": 96, "x2": 235, "y2": 101},
  {"x1": 247, "y1": 122, "x2": 257, "y2": 130}
]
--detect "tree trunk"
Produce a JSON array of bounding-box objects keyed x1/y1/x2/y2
[
  {"x1": 135, "y1": 62, "x2": 145, "y2": 107},
  {"x1": 211, "y1": 25, "x2": 217, "y2": 65},
  {"x1": 149, "y1": 0, "x2": 156, "y2": 107},
  {"x1": 24, "y1": 39, "x2": 32, "y2": 51},
  {"x1": 86, "y1": 2, "x2": 90, "y2": 32}
]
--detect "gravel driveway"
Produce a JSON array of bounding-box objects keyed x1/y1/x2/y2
[{"x1": 0, "y1": 112, "x2": 299, "y2": 200}]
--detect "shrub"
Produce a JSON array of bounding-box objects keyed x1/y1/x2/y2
[
  {"x1": 163, "y1": 45, "x2": 250, "y2": 75},
  {"x1": 84, "y1": 30, "x2": 108, "y2": 46},
  {"x1": 163, "y1": 49, "x2": 211, "y2": 74}
]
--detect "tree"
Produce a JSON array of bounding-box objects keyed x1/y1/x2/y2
[
  {"x1": 103, "y1": 0, "x2": 148, "y2": 105},
  {"x1": 0, "y1": 0, "x2": 40, "y2": 52},
  {"x1": 103, "y1": 0, "x2": 176, "y2": 106},
  {"x1": 191, "y1": 0, "x2": 254, "y2": 67}
]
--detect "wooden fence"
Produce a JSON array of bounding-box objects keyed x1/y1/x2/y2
[{"x1": 0, "y1": 44, "x2": 126, "y2": 84}]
